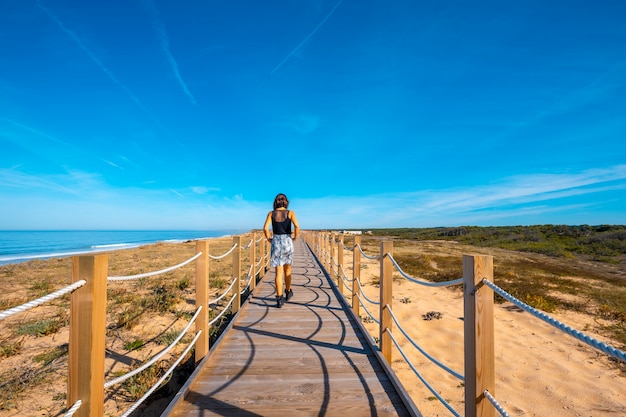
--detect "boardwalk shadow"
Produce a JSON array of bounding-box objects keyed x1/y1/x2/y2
[{"x1": 165, "y1": 238, "x2": 413, "y2": 416}]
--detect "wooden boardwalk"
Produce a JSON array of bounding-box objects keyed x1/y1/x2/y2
[{"x1": 164, "y1": 239, "x2": 420, "y2": 417}]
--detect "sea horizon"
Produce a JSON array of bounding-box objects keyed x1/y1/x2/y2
[{"x1": 0, "y1": 230, "x2": 242, "y2": 266}]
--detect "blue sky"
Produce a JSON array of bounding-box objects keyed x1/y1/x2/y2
[{"x1": 1, "y1": 0, "x2": 625, "y2": 231}]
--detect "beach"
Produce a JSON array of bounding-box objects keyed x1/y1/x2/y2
[{"x1": 0, "y1": 234, "x2": 624, "y2": 416}]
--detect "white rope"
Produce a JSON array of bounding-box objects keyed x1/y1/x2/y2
[
  {"x1": 241, "y1": 239, "x2": 253, "y2": 250},
  {"x1": 240, "y1": 265, "x2": 254, "y2": 293},
  {"x1": 108, "y1": 252, "x2": 202, "y2": 281},
  {"x1": 209, "y1": 293, "x2": 237, "y2": 326},
  {"x1": 255, "y1": 236, "x2": 264, "y2": 243},
  {"x1": 484, "y1": 389, "x2": 511, "y2": 417},
  {"x1": 119, "y1": 330, "x2": 202, "y2": 417},
  {"x1": 356, "y1": 293, "x2": 380, "y2": 325},
  {"x1": 104, "y1": 306, "x2": 202, "y2": 389},
  {"x1": 387, "y1": 304, "x2": 463, "y2": 380},
  {"x1": 63, "y1": 400, "x2": 82, "y2": 417},
  {"x1": 208, "y1": 278, "x2": 238, "y2": 305},
  {"x1": 208, "y1": 243, "x2": 238, "y2": 260},
  {"x1": 355, "y1": 277, "x2": 380, "y2": 305},
  {"x1": 0, "y1": 280, "x2": 87, "y2": 321},
  {"x1": 340, "y1": 264, "x2": 353, "y2": 282},
  {"x1": 338, "y1": 265, "x2": 354, "y2": 295},
  {"x1": 388, "y1": 254, "x2": 464, "y2": 287},
  {"x1": 483, "y1": 278, "x2": 626, "y2": 363},
  {"x1": 356, "y1": 244, "x2": 380, "y2": 260},
  {"x1": 387, "y1": 329, "x2": 462, "y2": 417}
]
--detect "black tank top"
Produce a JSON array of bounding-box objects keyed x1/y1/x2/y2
[{"x1": 271, "y1": 210, "x2": 292, "y2": 235}]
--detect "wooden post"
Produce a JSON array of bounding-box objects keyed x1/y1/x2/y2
[
  {"x1": 250, "y1": 232, "x2": 257, "y2": 291},
  {"x1": 329, "y1": 234, "x2": 335, "y2": 279},
  {"x1": 352, "y1": 235, "x2": 361, "y2": 315},
  {"x1": 463, "y1": 254, "x2": 495, "y2": 417},
  {"x1": 259, "y1": 235, "x2": 266, "y2": 278},
  {"x1": 68, "y1": 254, "x2": 108, "y2": 417},
  {"x1": 337, "y1": 234, "x2": 344, "y2": 294},
  {"x1": 380, "y1": 241, "x2": 393, "y2": 364},
  {"x1": 195, "y1": 240, "x2": 209, "y2": 362},
  {"x1": 232, "y1": 236, "x2": 242, "y2": 313}
]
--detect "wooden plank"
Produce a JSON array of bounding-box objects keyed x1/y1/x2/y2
[{"x1": 164, "y1": 239, "x2": 419, "y2": 417}]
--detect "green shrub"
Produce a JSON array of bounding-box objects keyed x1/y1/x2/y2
[{"x1": 16, "y1": 319, "x2": 62, "y2": 337}]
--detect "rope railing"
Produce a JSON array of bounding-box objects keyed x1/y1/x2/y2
[
  {"x1": 119, "y1": 330, "x2": 202, "y2": 417},
  {"x1": 482, "y1": 278, "x2": 626, "y2": 363},
  {"x1": 241, "y1": 239, "x2": 253, "y2": 251},
  {"x1": 387, "y1": 329, "x2": 463, "y2": 417},
  {"x1": 208, "y1": 277, "x2": 238, "y2": 305},
  {"x1": 387, "y1": 304, "x2": 464, "y2": 381},
  {"x1": 304, "y1": 231, "x2": 625, "y2": 417},
  {"x1": 63, "y1": 400, "x2": 82, "y2": 417},
  {"x1": 342, "y1": 241, "x2": 355, "y2": 251},
  {"x1": 388, "y1": 254, "x2": 464, "y2": 287},
  {"x1": 209, "y1": 293, "x2": 237, "y2": 327},
  {"x1": 483, "y1": 389, "x2": 511, "y2": 417},
  {"x1": 108, "y1": 252, "x2": 202, "y2": 281},
  {"x1": 104, "y1": 306, "x2": 203, "y2": 389},
  {"x1": 209, "y1": 242, "x2": 238, "y2": 260},
  {"x1": 338, "y1": 265, "x2": 354, "y2": 295},
  {"x1": 241, "y1": 265, "x2": 254, "y2": 293},
  {"x1": 356, "y1": 292, "x2": 380, "y2": 325},
  {"x1": 355, "y1": 277, "x2": 380, "y2": 305},
  {"x1": 0, "y1": 279, "x2": 87, "y2": 321},
  {"x1": 0, "y1": 231, "x2": 270, "y2": 417},
  {"x1": 356, "y1": 244, "x2": 380, "y2": 260}
]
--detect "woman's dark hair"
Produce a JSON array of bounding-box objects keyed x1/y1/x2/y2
[{"x1": 273, "y1": 193, "x2": 289, "y2": 209}]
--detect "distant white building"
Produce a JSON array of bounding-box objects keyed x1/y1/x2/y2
[{"x1": 342, "y1": 230, "x2": 362, "y2": 235}]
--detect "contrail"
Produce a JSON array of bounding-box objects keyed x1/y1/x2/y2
[
  {"x1": 142, "y1": 0, "x2": 197, "y2": 104},
  {"x1": 36, "y1": 1, "x2": 179, "y2": 142},
  {"x1": 1, "y1": 117, "x2": 73, "y2": 148},
  {"x1": 271, "y1": 0, "x2": 342, "y2": 75}
]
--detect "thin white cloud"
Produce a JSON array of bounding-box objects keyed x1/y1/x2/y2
[
  {"x1": 170, "y1": 189, "x2": 185, "y2": 197},
  {"x1": 37, "y1": 1, "x2": 179, "y2": 143},
  {"x1": 141, "y1": 0, "x2": 197, "y2": 104},
  {"x1": 103, "y1": 159, "x2": 123, "y2": 169},
  {"x1": 1, "y1": 117, "x2": 72, "y2": 148},
  {"x1": 1, "y1": 165, "x2": 623, "y2": 230},
  {"x1": 271, "y1": 0, "x2": 342, "y2": 75},
  {"x1": 191, "y1": 186, "x2": 220, "y2": 194},
  {"x1": 295, "y1": 165, "x2": 626, "y2": 228}
]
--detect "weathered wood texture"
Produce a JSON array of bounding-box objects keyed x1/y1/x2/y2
[{"x1": 165, "y1": 239, "x2": 417, "y2": 417}]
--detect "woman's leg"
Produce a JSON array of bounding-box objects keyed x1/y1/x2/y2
[
  {"x1": 275, "y1": 266, "x2": 284, "y2": 297},
  {"x1": 284, "y1": 264, "x2": 292, "y2": 292}
]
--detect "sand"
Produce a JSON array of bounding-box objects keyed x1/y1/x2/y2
[
  {"x1": 1, "y1": 235, "x2": 625, "y2": 416},
  {"x1": 351, "y1": 242, "x2": 626, "y2": 417}
]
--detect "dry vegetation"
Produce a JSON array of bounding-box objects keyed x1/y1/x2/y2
[
  {"x1": 358, "y1": 227, "x2": 626, "y2": 361},
  {"x1": 1, "y1": 226, "x2": 624, "y2": 416},
  {"x1": 0, "y1": 235, "x2": 252, "y2": 417}
]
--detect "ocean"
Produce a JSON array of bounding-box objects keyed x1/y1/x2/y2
[{"x1": 0, "y1": 230, "x2": 237, "y2": 266}]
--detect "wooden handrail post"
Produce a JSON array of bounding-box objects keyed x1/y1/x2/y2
[
  {"x1": 250, "y1": 232, "x2": 257, "y2": 291},
  {"x1": 352, "y1": 235, "x2": 361, "y2": 315},
  {"x1": 337, "y1": 234, "x2": 344, "y2": 294},
  {"x1": 322, "y1": 232, "x2": 329, "y2": 272},
  {"x1": 232, "y1": 236, "x2": 242, "y2": 313},
  {"x1": 195, "y1": 240, "x2": 209, "y2": 362},
  {"x1": 463, "y1": 254, "x2": 495, "y2": 417},
  {"x1": 259, "y1": 235, "x2": 266, "y2": 278},
  {"x1": 68, "y1": 254, "x2": 108, "y2": 417},
  {"x1": 317, "y1": 232, "x2": 322, "y2": 264},
  {"x1": 380, "y1": 240, "x2": 393, "y2": 364}
]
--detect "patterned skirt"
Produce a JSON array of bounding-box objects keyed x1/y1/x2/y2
[{"x1": 270, "y1": 234, "x2": 294, "y2": 267}]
